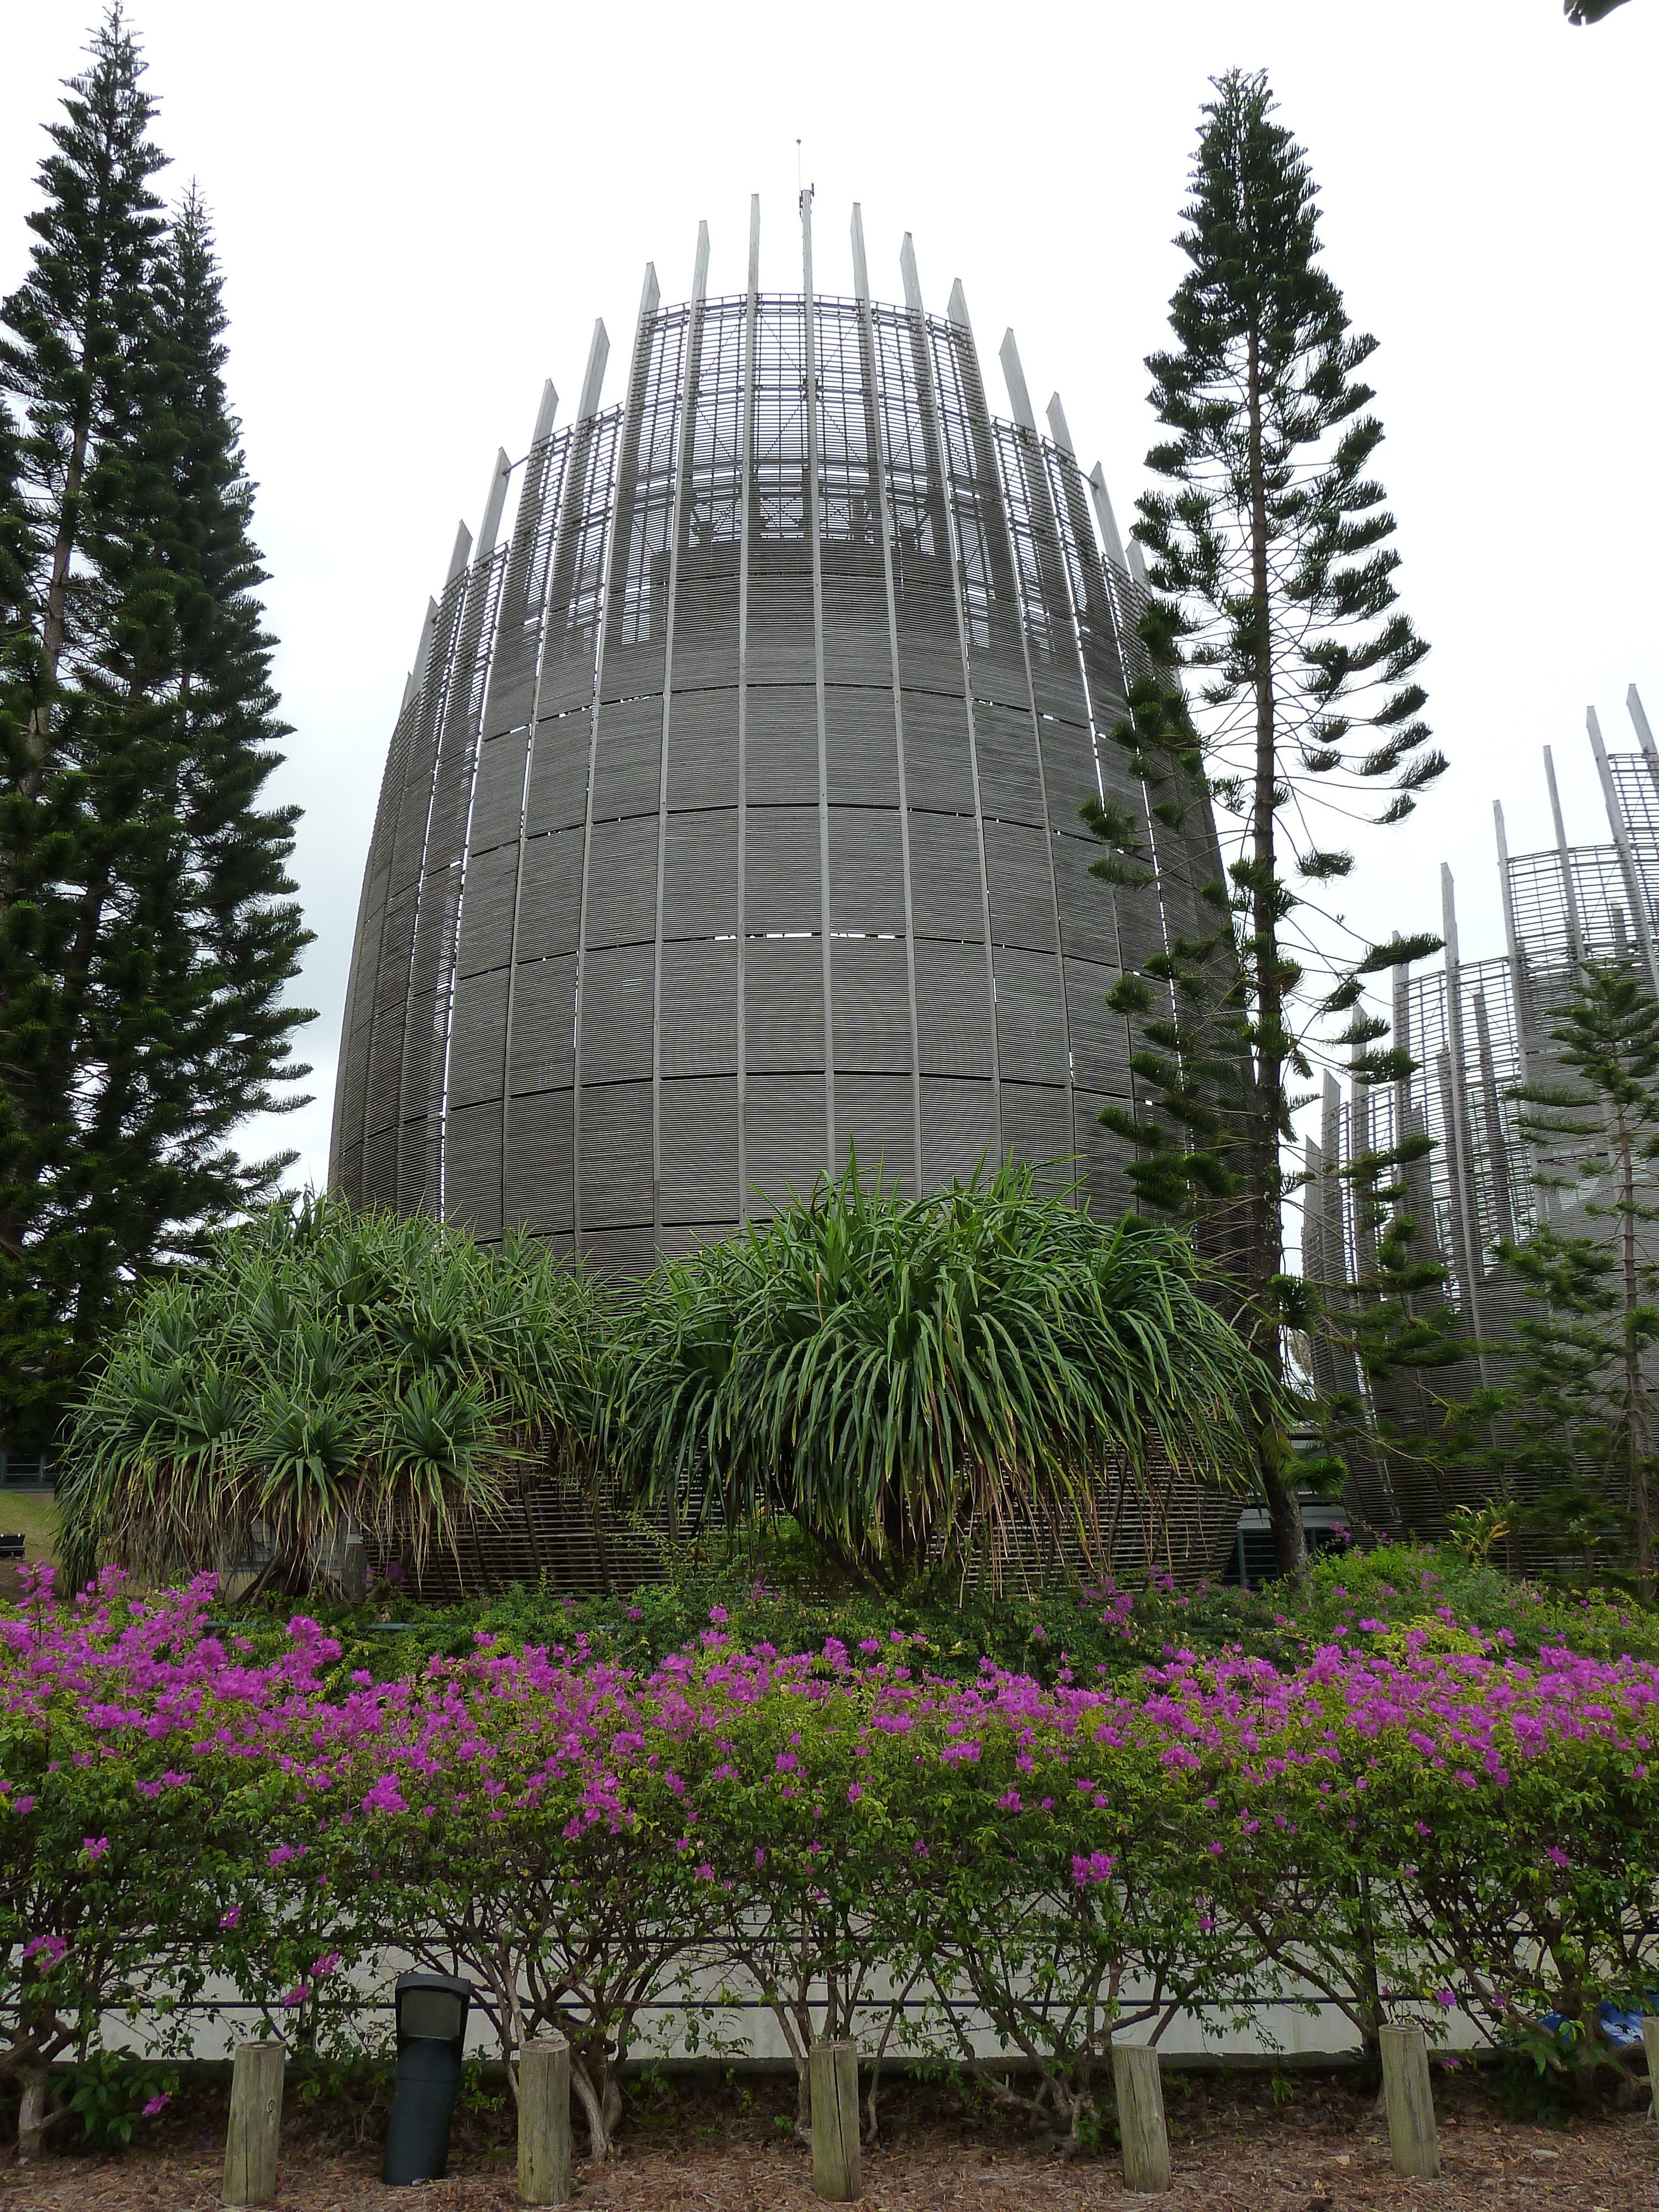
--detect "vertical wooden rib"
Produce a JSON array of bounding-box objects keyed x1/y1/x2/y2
[{"x1": 802, "y1": 190, "x2": 836, "y2": 1177}]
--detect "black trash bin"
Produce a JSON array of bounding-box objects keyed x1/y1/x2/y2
[{"x1": 382, "y1": 1971, "x2": 471, "y2": 2184}]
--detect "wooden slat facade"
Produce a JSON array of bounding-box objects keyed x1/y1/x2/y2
[{"x1": 331, "y1": 273, "x2": 1211, "y2": 1267}]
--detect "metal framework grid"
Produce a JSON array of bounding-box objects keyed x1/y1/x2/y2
[
  {"x1": 1506, "y1": 843, "x2": 1659, "y2": 1012},
  {"x1": 330, "y1": 235, "x2": 1198, "y2": 1270},
  {"x1": 1393, "y1": 956, "x2": 1532, "y2": 1300},
  {"x1": 1298, "y1": 719, "x2": 1659, "y2": 1545},
  {"x1": 1309, "y1": 745, "x2": 1659, "y2": 1347}
]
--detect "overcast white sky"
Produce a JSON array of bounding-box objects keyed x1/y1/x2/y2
[{"x1": 6, "y1": 0, "x2": 1657, "y2": 1193}]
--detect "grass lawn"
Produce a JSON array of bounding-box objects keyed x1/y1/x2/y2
[{"x1": 0, "y1": 1489, "x2": 57, "y2": 1561}]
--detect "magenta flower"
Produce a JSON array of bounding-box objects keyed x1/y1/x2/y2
[
  {"x1": 81, "y1": 1836, "x2": 110, "y2": 1861},
  {"x1": 141, "y1": 2094, "x2": 170, "y2": 2118},
  {"x1": 1071, "y1": 1851, "x2": 1117, "y2": 1887}
]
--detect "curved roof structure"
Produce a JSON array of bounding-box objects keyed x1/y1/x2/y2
[{"x1": 330, "y1": 197, "x2": 1222, "y2": 1270}]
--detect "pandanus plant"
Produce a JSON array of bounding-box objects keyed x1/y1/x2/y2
[
  {"x1": 603, "y1": 1156, "x2": 1280, "y2": 1588},
  {"x1": 56, "y1": 1196, "x2": 604, "y2": 1591}
]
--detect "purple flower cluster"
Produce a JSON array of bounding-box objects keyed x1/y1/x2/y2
[
  {"x1": 0, "y1": 1562, "x2": 1653, "y2": 2080},
  {"x1": 1, "y1": 1566, "x2": 1652, "y2": 1855}
]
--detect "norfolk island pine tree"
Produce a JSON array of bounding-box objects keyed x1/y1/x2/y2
[
  {"x1": 1500, "y1": 961, "x2": 1659, "y2": 1598},
  {"x1": 1342, "y1": 962, "x2": 1659, "y2": 1598},
  {"x1": 0, "y1": 3, "x2": 169, "y2": 1411},
  {"x1": 1084, "y1": 71, "x2": 1442, "y2": 1578},
  {"x1": 0, "y1": 10, "x2": 311, "y2": 1432}
]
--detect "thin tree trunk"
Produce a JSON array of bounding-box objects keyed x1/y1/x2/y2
[
  {"x1": 36, "y1": 853, "x2": 116, "y2": 1161},
  {"x1": 0, "y1": 404, "x2": 120, "y2": 1268},
  {"x1": 15, "y1": 2061, "x2": 52, "y2": 2162},
  {"x1": 1353, "y1": 1872, "x2": 1384, "y2": 2063},
  {"x1": 1618, "y1": 1110, "x2": 1654, "y2": 1597},
  {"x1": 568, "y1": 2056, "x2": 611, "y2": 2162},
  {"x1": 0, "y1": 378, "x2": 96, "y2": 1121},
  {"x1": 22, "y1": 401, "x2": 95, "y2": 784},
  {"x1": 10, "y1": 667, "x2": 163, "y2": 1319},
  {"x1": 1245, "y1": 326, "x2": 1306, "y2": 1583}
]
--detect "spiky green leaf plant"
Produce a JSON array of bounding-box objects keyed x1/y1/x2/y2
[
  {"x1": 56, "y1": 1194, "x2": 603, "y2": 1590},
  {"x1": 605, "y1": 1157, "x2": 1279, "y2": 1589}
]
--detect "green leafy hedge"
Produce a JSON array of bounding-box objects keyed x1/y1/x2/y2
[{"x1": 0, "y1": 1568, "x2": 1654, "y2": 2160}]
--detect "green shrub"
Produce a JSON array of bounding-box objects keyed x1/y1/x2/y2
[
  {"x1": 55, "y1": 1195, "x2": 604, "y2": 1589},
  {"x1": 603, "y1": 1157, "x2": 1279, "y2": 1589}
]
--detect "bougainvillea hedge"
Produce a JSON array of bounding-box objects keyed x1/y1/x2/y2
[{"x1": 0, "y1": 1567, "x2": 1654, "y2": 2155}]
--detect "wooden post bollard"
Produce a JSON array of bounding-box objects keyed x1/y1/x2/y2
[
  {"x1": 1644, "y1": 2015, "x2": 1659, "y2": 2120},
  {"x1": 223, "y1": 2039, "x2": 284, "y2": 2206},
  {"x1": 518, "y1": 2034, "x2": 572, "y2": 2205},
  {"x1": 341, "y1": 1532, "x2": 366, "y2": 1603},
  {"x1": 1112, "y1": 2041, "x2": 1172, "y2": 2194},
  {"x1": 1380, "y1": 2022, "x2": 1439, "y2": 2178},
  {"x1": 809, "y1": 2039, "x2": 861, "y2": 2202}
]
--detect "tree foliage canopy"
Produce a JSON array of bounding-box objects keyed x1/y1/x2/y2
[
  {"x1": 1136, "y1": 71, "x2": 1436, "y2": 844},
  {"x1": 1491, "y1": 964, "x2": 1658, "y2": 1593},
  {"x1": 0, "y1": 9, "x2": 310, "y2": 1437},
  {"x1": 1084, "y1": 70, "x2": 1438, "y2": 1575},
  {"x1": 2, "y1": 1573, "x2": 1655, "y2": 2154}
]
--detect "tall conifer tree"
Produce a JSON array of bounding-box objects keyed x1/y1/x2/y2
[
  {"x1": 1497, "y1": 964, "x2": 1657, "y2": 1595},
  {"x1": 1356, "y1": 963, "x2": 1659, "y2": 1594},
  {"x1": 1087, "y1": 72, "x2": 1441, "y2": 1574},
  {"x1": 0, "y1": 13, "x2": 311, "y2": 1434}
]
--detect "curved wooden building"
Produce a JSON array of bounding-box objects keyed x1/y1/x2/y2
[{"x1": 330, "y1": 198, "x2": 1220, "y2": 1267}]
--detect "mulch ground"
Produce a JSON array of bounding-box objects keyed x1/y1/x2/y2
[{"x1": 0, "y1": 2065, "x2": 1649, "y2": 2210}]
